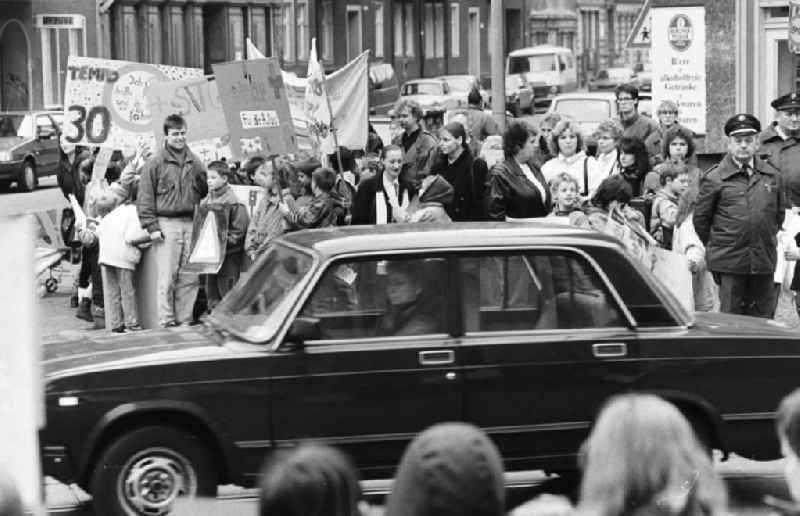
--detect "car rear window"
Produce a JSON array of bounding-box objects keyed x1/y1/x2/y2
[
  {"x1": 508, "y1": 54, "x2": 555, "y2": 74},
  {"x1": 554, "y1": 99, "x2": 611, "y2": 122},
  {"x1": 588, "y1": 247, "x2": 682, "y2": 327}
]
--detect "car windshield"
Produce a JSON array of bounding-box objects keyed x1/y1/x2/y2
[
  {"x1": 508, "y1": 54, "x2": 555, "y2": 74},
  {"x1": 210, "y1": 243, "x2": 314, "y2": 343},
  {"x1": 404, "y1": 82, "x2": 443, "y2": 96},
  {"x1": 445, "y1": 77, "x2": 474, "y2": 92},
  {"x1": 554, "y1": 99, "x2": 611, "y2": 122},
  {"x1": 0, "y1": 114, "x2": 33, "y2": 138}
]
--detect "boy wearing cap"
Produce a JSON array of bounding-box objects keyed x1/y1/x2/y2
[{"x1": 693, "y1": 113, "x2": 788, "y2": 317}]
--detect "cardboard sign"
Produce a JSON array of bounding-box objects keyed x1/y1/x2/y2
[
  {"x1": 147, "y1": 75, "x2": 233, "y2": 162},
  {"x1": 213, "y1": 58, "x2": 297, "y2": 160},
  {"x1": 62, "y1": 56, "x2": 202, "y2": 154}
]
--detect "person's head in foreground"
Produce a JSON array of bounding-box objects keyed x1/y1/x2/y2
[
  {"x1": 384, "y1": 422, "x2": 505, "y2": 516},
  {"x1": 775, "y1": 388, "x2": 800, "y2": 503},
  {"x1": 259, "y1": 444, "x2": 362, "y2": 516},
  {"x1": 579, "y1": 394, "x2": 727, "y2": 516}
]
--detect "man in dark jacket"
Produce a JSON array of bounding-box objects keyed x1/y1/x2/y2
[
  {"x1": 693, "y1": 114, "x2": 788, "y2": 317},
  {"x1": 615, "y1": 83, "x2": 660, "y2": 159},
  {"x1": 137, "y1": 114, "x2": 208, "y2": 327},
  {"x1": 392, "y1": 99, "x2": 437, "y2": 187}
]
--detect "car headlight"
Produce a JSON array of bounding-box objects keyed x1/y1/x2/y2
[{"x1": 0, "y1": 151, "x2": 11, "y2": 162}]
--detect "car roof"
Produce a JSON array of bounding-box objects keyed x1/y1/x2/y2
[
  {"x1": 277, "y1": 222, "x2": 622, "y2": 259},
  {"x1": 552, "y1": 92, "x2": 617, "y2": 102},
  {"x1": 509, "y1": 45, "x2": 572, "y2": 57}
]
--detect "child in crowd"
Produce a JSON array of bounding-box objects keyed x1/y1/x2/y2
[
  {"x1": 546, "y1": 172, "x2": 581, "y2": 224},
  {"x1": 94, "y1": 183, "x2": 151, "y2": 333},
  {"x1": 201, "y1": 161, "x2": 250, "y2": 310},
  {"x1": 650, "y1": 163, "x2": 690, "y2": 250},
  {"x1": 673, "y1": 184, "x2": 718, "y2": 312},
  {"x1": 245, "y1": 157, "x2": 285, "y2": 262},
  {"x1": 280, "y1": 167, "x2": 338, "y2": 230},
  {"x1": 292, "y1": 156, "x2": 319, "y2": 209}
]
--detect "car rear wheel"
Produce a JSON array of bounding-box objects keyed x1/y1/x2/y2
[
  {"x1": 89, "y1": 425, "x2": 217, "y2": 516},
  {"x1": 18, "y1": 161, "x2": 36, "y2": 192}
]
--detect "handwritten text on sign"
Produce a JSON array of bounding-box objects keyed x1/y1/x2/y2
[
  {"x1": 213, "y1": 58, "x2": 297, "y2": 159},
  {"x1": 63, "y1": 57, "x2": 202, "y2": 152}
]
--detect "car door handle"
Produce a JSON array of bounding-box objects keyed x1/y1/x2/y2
[
  {"x1": 419, "y1": 350, "x2": 454, "y2": 366},
  {"x1": 592, "y1": 342, "x2": 627, "y2": 358}
]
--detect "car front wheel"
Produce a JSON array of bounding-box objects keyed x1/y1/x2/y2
[
  {"x1": 89, "y1": 425, "x2": 217, "y2": 516},
  {"x1": 18, "y1": 161, "x2": 36, "y2": 192}
]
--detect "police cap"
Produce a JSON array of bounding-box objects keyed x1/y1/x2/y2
[
  {"x1": 724, "y1": 113, "x2": 761, "y2": 137},
  {"x1": 771, "y1": 92, "x2": 800, "y2": 111}
]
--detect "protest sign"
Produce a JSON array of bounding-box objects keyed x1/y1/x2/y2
[
  {"x1": 213, "y1": 58, "x2": 297, "y2": 160},
  {"x1": 230, "y1": 184, "x2": 264, "y2": 220},
  {"x1": 62, "y1": 56, "x2": 202, "y2": 154},
  {"x1": 146, "y1": 75, "x2": 232, "y2": 162},
  {"x1": 305, "y1": 38, "x2": 336, "y2": 154}
]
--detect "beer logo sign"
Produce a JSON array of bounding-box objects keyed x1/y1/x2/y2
[{"x1": 668, "y1": 14, "x2": 693, "y2": 52}]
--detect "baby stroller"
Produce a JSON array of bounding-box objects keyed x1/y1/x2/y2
[{"x1": 34, "y1": 209, "x2": 80, "y2": 295}]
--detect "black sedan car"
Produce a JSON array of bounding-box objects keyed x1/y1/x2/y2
[
  {"x1": 42, "y1": 223, "x2": 799, "y2": 515},
  {"x1": 0, "y1": 111, "x2": 62, "y2": 191}
]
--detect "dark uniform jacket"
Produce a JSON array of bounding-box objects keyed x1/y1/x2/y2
[
  {"x1": 486, "y1": 158, "x2": 551, "y2": 220},
  {"x1": 760, "y1": 122, "x2": 800, "y2": 205},
  {"x1": 693, "y1": 154, "x2": 788, "y2": 275}
]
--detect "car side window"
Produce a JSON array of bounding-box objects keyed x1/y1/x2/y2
[
  {"x1": 460, "y1": 251, "x2": 623, "y2": 333},
  {"x1": 300, "y1": 257, "x2": 449, "y2": 341}
]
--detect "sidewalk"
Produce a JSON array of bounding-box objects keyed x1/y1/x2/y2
[{"x1": 38, "y1": 260, "x2": 100, "y2": 343}]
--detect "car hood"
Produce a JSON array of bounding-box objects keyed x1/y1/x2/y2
[
  {"x1": 0, "y1": 136, "x2": 26, "y2": 152},
  {"x1": 691, "y1": 311, "x2": 797, "y2": 337},
  {"x1": 44, "y1": 328, "x2": 228, "y2": 379}
]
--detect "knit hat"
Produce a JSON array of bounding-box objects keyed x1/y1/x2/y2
[
  {"x1": 384, "y1": 422, "x2": 505, "y2": 516},
  {"x1": 419, "y1": 175, "x2": 454, "y2": 207}
]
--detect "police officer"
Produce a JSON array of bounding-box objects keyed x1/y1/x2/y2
[
  {"x1": 693, "y1": 114, "x2": 788, "y2": 317},
  {"x1": 761, "y1": 92, "x2": 800, "y2": 205}
]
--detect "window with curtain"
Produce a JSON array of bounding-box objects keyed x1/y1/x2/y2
[
  {"x1": 424, "y1": 4, "x2": 434, "y2": 57},
  {"x1": 297, "y1": 2, "x2": 309, "y2": 60},
  {"x1": 282, "y1": 3, "x2": 294, "y2": 62},
  {"x1": 321, "y1": 1, "x2": 333, "y2": 61},
  {"x1": 404, "y1": 3, "x2": 415, "y2": 57},
  {"x1": 39, "y1": 18, "x2": 85, "y2": 109},
  {"x1": 434, "y1": 3, "x2": 444, "y2": 57}
]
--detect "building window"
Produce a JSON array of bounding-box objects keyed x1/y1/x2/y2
[
  {"x1": 424, "y1": 4, "x2": 434, "y2": 57},
  {"x1": 559, "y1": 32, "x2": 573, "y2": 50},
  {"x1": 451, "y1": 3, "x2": 460, "y2": 57},
  {"x1": 282, "y1": 3, "x2": 295, "y2": 62},
  {"x1": 424, "y1": 2, "x2": 444, "y2": 58},
  {"x1": 404, "y1": 3, "x2": 414, "y2": 57},
  {"x1": 36, "y1": 14, "x2": 86, "y2": 109},
  {"x1": 297, "y1": 2, "x2": 309, "y2": 60},
  {"x1": 346, "y1": 5, "x2": 363, "y2": 61},
  {"x1": 321, "y1": 2, "x2": 333, "y2": 61},
  {"x1": 373, "y1": 1, "x2": 384, "y2": 58},
  {"x1": 394, "y1": 3, "x2": 404, "y2": 57},
  {"x1": 535, "y1": 31, "x2": 548, "y2": 45}
]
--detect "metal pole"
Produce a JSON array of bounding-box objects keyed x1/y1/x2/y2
[{"x1": 490, "y1": 0, "x2": 506, "y2": 132}]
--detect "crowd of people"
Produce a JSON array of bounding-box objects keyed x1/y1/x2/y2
[
  {"x1": 255, "y1": 388, "x2": 800, "y2": 516},
  {"x1": 52, "y1": 82, "x2": 800, "y2": 332}
]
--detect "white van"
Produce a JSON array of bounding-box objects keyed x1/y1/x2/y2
[{"x1": 506, "y1": 45, "x2": 578, "y2": 108}]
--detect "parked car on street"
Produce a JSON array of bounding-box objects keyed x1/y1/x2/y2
[
  {"x1": 437, "y1": 74, "x2": 489, "y2": 108},
  {"x1": 505, "y1": 74, "x2": 535, "y2": 116},
  {"x1": 548, "y1": 91, "x2": 652, "y2": 147},
  {"x1": 0, "y1": 111, "x2": 62, "y2": 192},
  {"x1": 41, "y1": 222, "x2": 800, "y2": 515},
  {"x1": 587, "y1": 67, "x2": 638, "y2": 91},
  {"x1": 399, "y1": 78, "x2": 461, "y2": 114}
]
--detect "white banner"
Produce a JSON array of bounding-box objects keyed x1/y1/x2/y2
[
  {"x1": 304, "y1": 38, "x2": 336, "y2": 154},
  {"x1": 651, "y1": 6, "x2": 706, "y2": 135}
]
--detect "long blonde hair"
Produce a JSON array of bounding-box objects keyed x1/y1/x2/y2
[{"x1": 579, "y1": 394, "x2": 727, "y2": 516}]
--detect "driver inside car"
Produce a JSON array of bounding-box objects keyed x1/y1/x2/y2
[{"x1": 380, "y1": 260, "x2": 442, "y2": 336}]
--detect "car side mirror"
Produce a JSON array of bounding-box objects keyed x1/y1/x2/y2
[
  {"x1": 284, "y1": 316, "x2": 321, "y2": 348},
  {"x1": 38, "y1": 127, "x2": 55, "y2": 139}
]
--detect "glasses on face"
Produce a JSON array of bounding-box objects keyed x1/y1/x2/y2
[
  {"x1": 658, "y1": 111, "x2": 678, "y2": 115},
  {"x1": 617, "y1": 97, "x2": 635, "y2": 103}
]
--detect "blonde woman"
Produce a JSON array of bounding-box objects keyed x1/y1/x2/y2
[
  {"x1": 541, "y1": 119, "x2": 602, "y2": 199},
  {"x1": 593, "y1": 119, "x2": 624, "y2": 177},
  {"x1": 579, "y1": 394, "x2": 728, "y2": 516}
]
